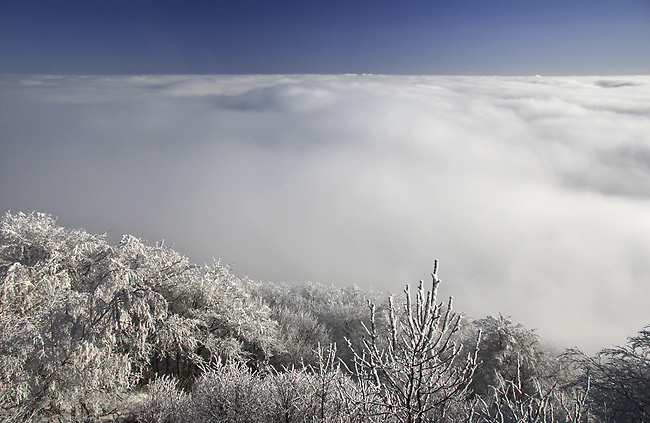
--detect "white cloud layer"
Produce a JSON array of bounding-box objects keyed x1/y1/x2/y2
[{"x1": 2, "y1": 74, "x2": 650, "y2": 352}]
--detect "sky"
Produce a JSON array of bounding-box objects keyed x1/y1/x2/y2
[
  {"x1": 1, "y1": 0, "x2": 649, "y2": 75},
  {"x1": 2, "y1": 74, "x2": 650, "y2": 354}
]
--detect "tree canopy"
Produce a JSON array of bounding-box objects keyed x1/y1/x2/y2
[{"x1": 1, "y1": 211, "x2": 647, "y2": 422}]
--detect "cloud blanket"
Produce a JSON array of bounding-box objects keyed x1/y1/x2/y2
[{"x1": 2, "y1": 74, "x2": 649, "y2": 351}]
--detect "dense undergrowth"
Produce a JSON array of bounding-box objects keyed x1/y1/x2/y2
[{"x1": 1, "y1": 212, "x2": 648, "y2": 422}]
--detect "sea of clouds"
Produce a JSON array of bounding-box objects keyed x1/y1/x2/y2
[{"x1": 1, "y1": 74, "x2": 649, "y2": 352}]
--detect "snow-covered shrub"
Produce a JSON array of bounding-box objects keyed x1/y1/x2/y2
[
  {"x1": 135, "y1": 376, "x2": 190, "y2": 423},
  {"x1": 190, "y1": 362, "x2": 266, "y2": 422}
]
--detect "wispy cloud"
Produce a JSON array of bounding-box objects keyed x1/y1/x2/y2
[{"x1": 2, "y1": 74, "x2": 649, "y2": 352}]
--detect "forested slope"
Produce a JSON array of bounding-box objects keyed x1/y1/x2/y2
[{"x1": 1, "y1": 212, "x2": 648, "y2": 422}]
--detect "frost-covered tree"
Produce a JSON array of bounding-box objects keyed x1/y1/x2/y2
[
  {"x1": 460, "y1": 315, "x2": 587, "y2": 422},
  {"x1": 269, "y1": 305, "x2": 330, "y2": 366},
  {"x1": 568, "y1": 326, "x2": 650, "y2": 423},
  {"x1": 466, "y1": 314, "x2": 567, "y2": 400},
  {"x1": 0, "y1": 212, "x2": 280, "y2": 421},
  {"x1": 8, "y1": 212, "x2": 630, "y2": 422},
  {"x1": 348, "y1": 261, "x2": 480, "y2": 422},
  {"x1": 0, "y1": 212, "x2": 147, "y2": 421},
  {"x1": 248, "y1": 279, "x2": 384, "y2": 368}
]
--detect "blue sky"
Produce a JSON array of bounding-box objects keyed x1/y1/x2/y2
[{"x1": 1, "y1": 0, "x2": 649, "y2": 75}]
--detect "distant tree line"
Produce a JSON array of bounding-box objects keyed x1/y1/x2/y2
[{"x1": 1, "y1": 212, "x2": 648, "y2": 422}]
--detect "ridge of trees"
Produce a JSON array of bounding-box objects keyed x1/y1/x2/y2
[{"x1": 1, "y1": 211, "x2": 648, "y2": 422}]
